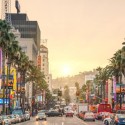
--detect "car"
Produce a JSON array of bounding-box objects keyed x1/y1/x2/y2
[
  {"x1": 65, "y1": 110, "x2": 74, "y2": 117},
  {"x1": 46, "y1": 110, "x2": 63, "y2": 117},
  {"x1": 103, "y1": 114, "x2": 114, "y2": 125},
  {"x1": 36, "y1": 113, "x2": 47, "y2": 121},
  {"x1": 25, "y1": 111, "x2": 30, "y2": 120},
  {"x1": 113, "y1": 114, "x2": 125, "y2": 125},
  {"x1": 83, "y1": 112, "x2": 95, "y2": 121},
  {"x1": 8, "y1": 115, "x2": 17, "y2": 124},
  {"x1": 1, "y1": 115, "x2": 11, "y2": 125},
  {"x1": 0, "y1": 116, "x2": 3, "y2": 125},
  {"x1": 12, "y1": 107, "x2": 26, "y2": 122}
]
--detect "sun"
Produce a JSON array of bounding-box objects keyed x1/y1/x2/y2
[{"x1": 61, "y1": 65, "x2": 71, "y2": 76}]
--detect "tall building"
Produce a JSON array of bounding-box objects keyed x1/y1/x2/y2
[
  {"x1": 6, "y1": 13, "x2": 40, "y2": 51},
  {"x1": 8, "y1": 13, "x2": 41, "y2": 108},
  {"x1": 38, "y1": 45, "x2": 52, "y2": 92}
]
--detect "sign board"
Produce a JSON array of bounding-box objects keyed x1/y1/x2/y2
[
  {"x1": 0, "y1": 98, "x2": 9, "y2": 104},
  {"x1": 37, "y1": 55, "x2": 41, "y2": 68},
  {"x1": 116, "y1": 84, "x2": 125, "y2": 93}
]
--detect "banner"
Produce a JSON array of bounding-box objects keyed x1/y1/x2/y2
[
  {"x1": 0, "y1": 49, "x2": 2, "y2": 89},
  {"x1": 116, "y1": 84, "x2": 125, "y2": 93}
]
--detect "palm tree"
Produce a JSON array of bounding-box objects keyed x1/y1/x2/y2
[{"x1": 0, "y1": 20, "x2": 12, "y2": 114}]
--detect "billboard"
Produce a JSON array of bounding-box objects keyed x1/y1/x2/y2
[
  {"x1": 116, "y1": 84, "x2": 125, "y2": 93},
  {"x1": 0, "y1": 49, "x2": 2, "y2": 89},
  {"x1": 0, "y1": 99, "x2": 9, "y2": 104}
]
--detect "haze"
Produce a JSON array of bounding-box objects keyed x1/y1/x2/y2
[{"x1": 0, "y1": 0, "x2": 125, "y2": 78}]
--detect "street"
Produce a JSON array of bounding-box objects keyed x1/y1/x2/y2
[{"x1": 17, "y1": 116, "x2": 103, "y2": 125}]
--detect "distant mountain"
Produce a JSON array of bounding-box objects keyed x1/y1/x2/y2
[{"x1": 52, "y1": 70, "x2": 97, "y2": 89}]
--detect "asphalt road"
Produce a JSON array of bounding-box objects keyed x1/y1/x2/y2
[{"x1": 16, "y1": 116, "x2": 103, "y2": 125}]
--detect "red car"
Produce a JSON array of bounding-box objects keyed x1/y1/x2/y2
[{"x1": 65, "y1": 111, "x2": 74, "y2": 117}]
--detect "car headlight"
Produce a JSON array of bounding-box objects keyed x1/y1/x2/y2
[{"x1": 36, "y1": 116, "x2": 38, "y2": 119}]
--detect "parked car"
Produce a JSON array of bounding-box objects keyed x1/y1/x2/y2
[
  {"x1": 25, "y1": 111, "x2": 30, "y2": 120},
  {"x1": 46, "y1": 110, "x2": 63, "y2": 117},
  {"x1": 12, "y1": 107, "x2": 25, "y2": 122},
  {"x1": 0, "y1": 116, "x2": 3, "y2": 125},
  {"x1": 83, "y1": 112, "x2": 95, "y2": 121},
  {"x1": 113, "y1": 114, "x2": 125, "y2": 125},
  {"x1": 36, "y1": 113, "x2": 47, "y2": 121},
  {"x1": 65, "y1": 110, "x2": 74, "y2": 117},
  {"x1": 1, "y1": 115, "x2": 11, "y2": 125},
  {"x1": 14, "y1": 114, "x2": 22, "y2": 123},
  {"x1": 8, "y1": 115, "x2": 17, "y2": 124}
]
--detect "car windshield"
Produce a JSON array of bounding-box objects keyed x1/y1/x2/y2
[
  {"x1": 38, "y1": 113, "x2": 45, "y2": 116},
  {"x1": 117, "y1": 114, "x2": 125, "y2": 118},
  {"x1": 12, "y1": 110, "x2": 23, "y2": 115}
]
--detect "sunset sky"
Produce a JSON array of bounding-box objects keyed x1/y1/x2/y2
[{"x1": 1, "y1": 0, "x2": 125, "y2": 78}]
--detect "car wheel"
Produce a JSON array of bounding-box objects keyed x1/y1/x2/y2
[{"x1": 104, "y1": 120, "x2": 109, "y2": 125}]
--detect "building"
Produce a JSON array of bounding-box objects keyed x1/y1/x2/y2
[
  {"x1": 69, "y1": 87, "x2": 77, "y2": 103},
  {"x1": 8, "y1": 13, "x2": 41, "y2": 108},
  {"x1": 38, "y1": 45, "x2": 52, "y2": 92},
  {"x1": 6, "y1": 13, "x2": 40, "y2": 50}
]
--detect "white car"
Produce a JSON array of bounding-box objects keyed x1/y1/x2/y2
[
  {"x1": 25, "y1": 111, "x2": 30, "y2": 120},
  {"x1": 103, "y1": 117, "x2": 112, "y2": 125},
  {"x1": 36, "y1": 113, "x2": 47, "y2": 121},
  {"x1": 1, "y1": 115, "x2": 11, "y2": 125}
]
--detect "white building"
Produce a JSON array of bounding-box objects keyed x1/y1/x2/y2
[
  {"x1": 39, "y1": 45, "x2": 52, "y2": 92},
  {"x1": 69, "y1": 87, "x2": 77, "y2": 103},
  {"x1": 13, "y1": 29, "x2": 38, "y2": 107}
]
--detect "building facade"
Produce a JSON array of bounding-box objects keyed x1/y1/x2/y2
[
  {"x1": 38, "y1": 45, "x2": 52, "y2": 92},
  {"x1": 9, "y1": 13, "x2": 41, "y2": 109}
]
